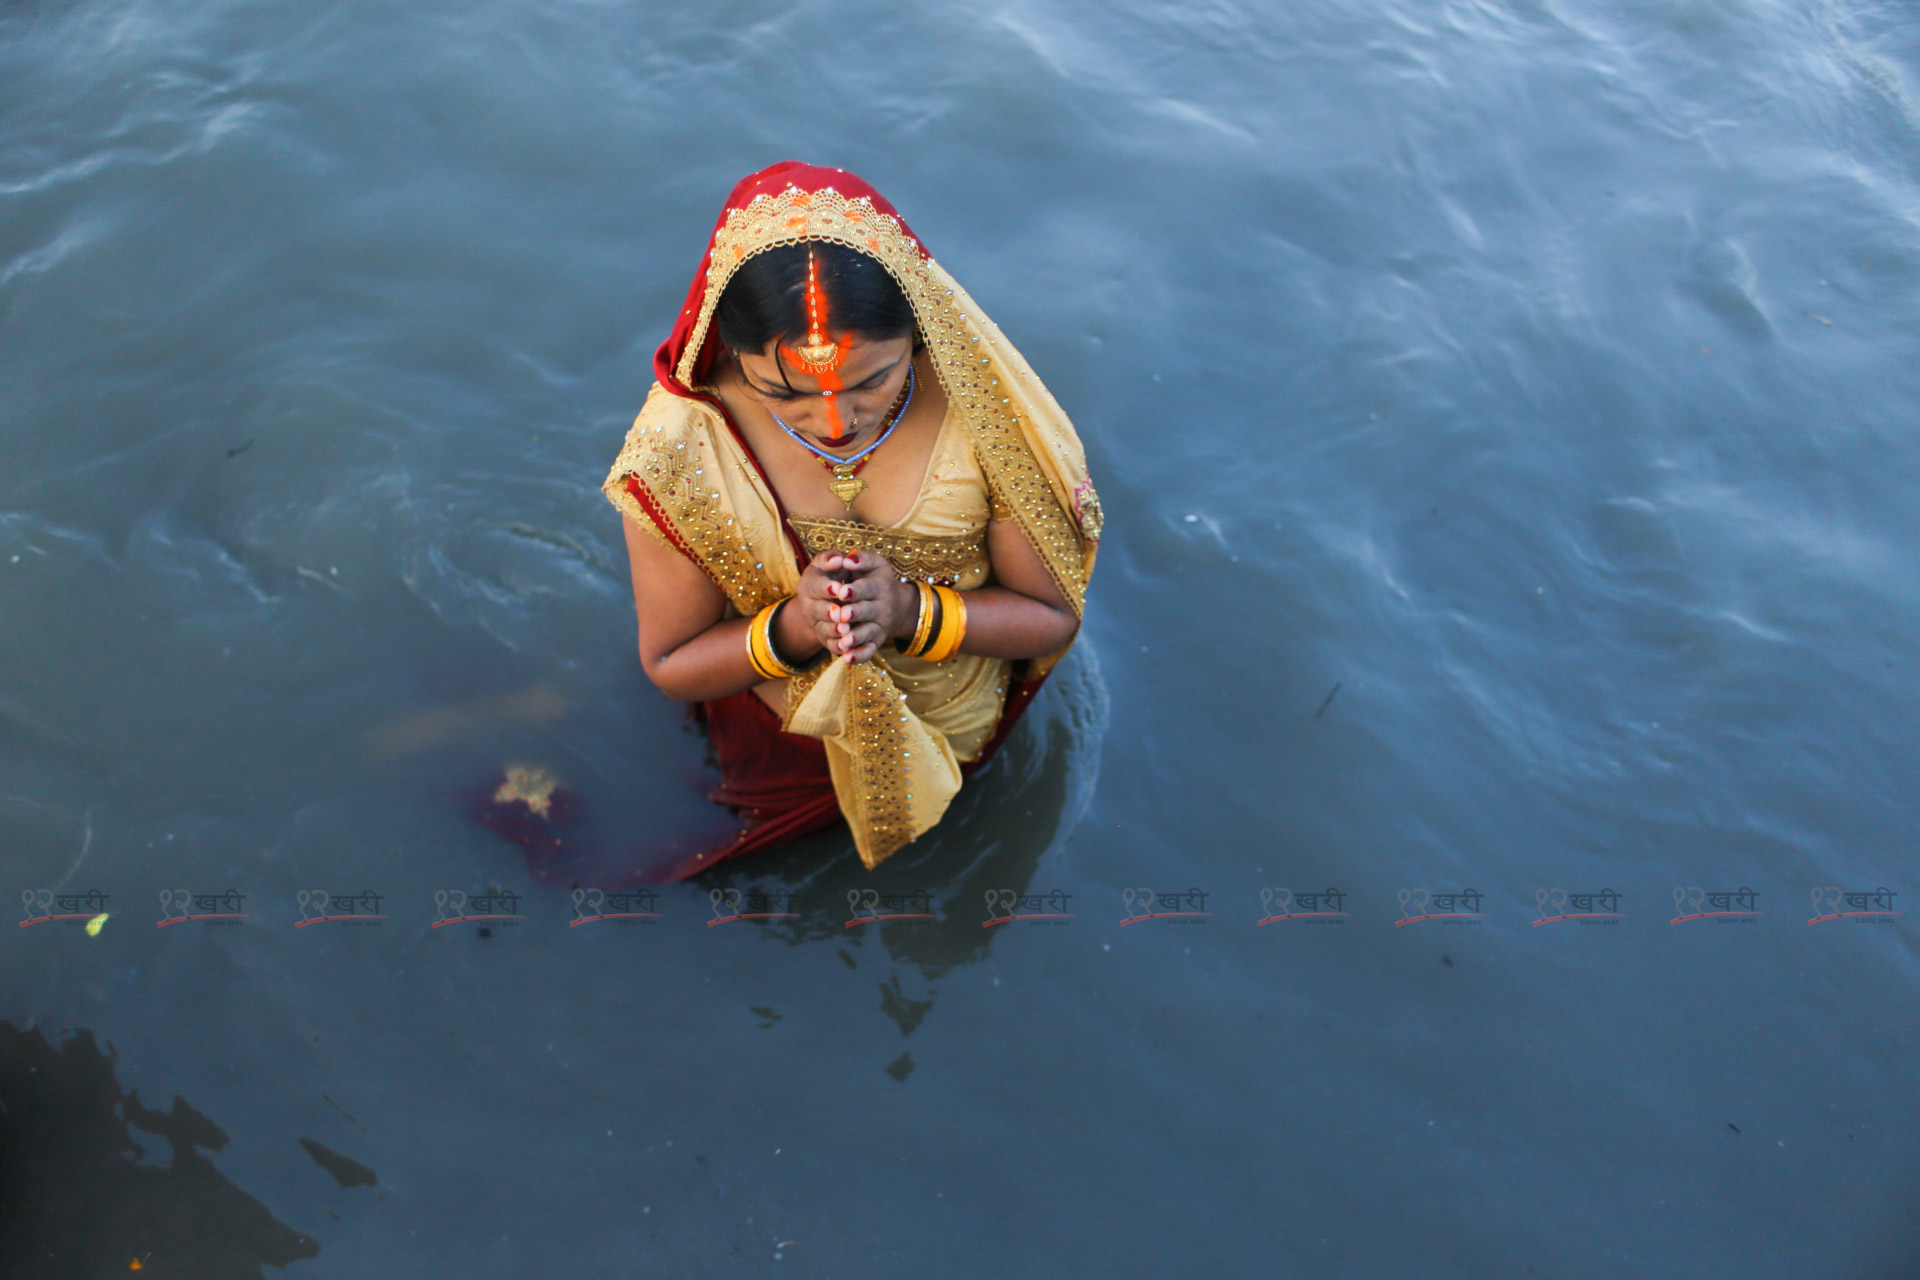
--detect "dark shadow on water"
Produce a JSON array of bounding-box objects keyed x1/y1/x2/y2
[
  {"x1": 297, "y1": 1137, "x2": 377, "y2": 1189},
  {"x1": 0, "y1": 1021, "x2": 322, "y2": 1280},
  {"x1": 459, "y1": 645, "x2": 1106, "y2": 1065},
  {"x1": 692, "y1": 643, "x2": 1110, "y2": 982}
]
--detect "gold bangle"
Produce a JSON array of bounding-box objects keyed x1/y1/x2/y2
[
  {"x1": 902, "y1": 580, "x2": 936, "y2": 657},
  {"x1": 747, "y1": 597, "x2": 801, "y2": 680},
  {"x1": 903, "y1": 580, "x2": 943, "y2": 658},
  {"x1": 920, "y1": 585, "x2": 967, "y2": 663},
  {"x1": 745, "y1": 602, "x2": 781, "y2": 680}
]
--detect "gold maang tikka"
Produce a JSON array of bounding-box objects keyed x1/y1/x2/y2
[{"x1": 782, "y1": 249, "x2": 854, "y2": 376}]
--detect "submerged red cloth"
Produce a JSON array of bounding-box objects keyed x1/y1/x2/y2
[{"x1": 652, "y1": 672, "x2": 1043, "y2": 882}]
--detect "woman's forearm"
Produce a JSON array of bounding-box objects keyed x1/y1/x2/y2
[
  {"x1": 642, "y1": 602, "x2": 826, "y2": 703},
  {"x1": 924, "y1": 585, "x2": 1079, "y2": 662}
]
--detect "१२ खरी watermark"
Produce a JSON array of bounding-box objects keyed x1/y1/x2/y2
[
  {"x1": 1807, "y1": 886, "x2": 1896, "y2": 926},
  {"x1": 1670, "y1": 886, "x2": 1759, "y2": 925},
  {"x1": 1256, "y1": 886, "x2": 1348, "y2": 925},
  {"x1": 570, "y1": 886, "x2": 661, "y2": 927},
  {"x1": 1119, "y1": 887, "x2": 1210, "y2": 926},
  {"x1": 845, "y1": 888, "x2": 938, "y2": 928},
  {"x1": 156, "y1": 888, "x2": 247, "y2": 927},
  {"x1": 1531, "y1": 888, "x2": 1622, "y2": 927},
  {"x1": 1394, "y1": 888, "x2": 1485, "y2": 927},
  {"x1": 707, "y1": 887, "x2": 798, "y2": 927},
  {"x1": 432, "y1": 888, "x2": 523, "y2": 930},
  {"x1": 981, "y1": 888, "x2": 1073, "y2": 928},
  {"x1": 295, "y1": 889, "x2": 385, "y2": 928},
  {"x1": 19, "y1": 888, "x2": 109, "y2": 931}
]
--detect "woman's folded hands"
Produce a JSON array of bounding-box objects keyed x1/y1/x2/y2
[{"x1": 786, "y1": 550, "x2": 916, "y2": 665}]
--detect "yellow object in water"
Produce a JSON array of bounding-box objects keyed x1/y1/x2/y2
[
  {"x1": 493, "y1": 763, "x2": 559, "y2": 818},
  {"x1": 85, "y1": 913, "x2": 108, "y2": 936}
]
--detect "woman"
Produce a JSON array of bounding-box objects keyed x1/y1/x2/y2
[{"x1": 604, "y1": 161, "x2": 1101, "y2": 880}]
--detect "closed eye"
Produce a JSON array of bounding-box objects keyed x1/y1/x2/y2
[
  {"x1": 845, "y1": 362, "x2": 899, "y2": 392},
  {"x1": 747, "y1": 360, "x2": 899, "y2": 401}
]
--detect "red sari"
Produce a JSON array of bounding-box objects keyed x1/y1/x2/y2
[{"x1": 671, "y1": 675, "x2": 1045, "y2": 882}]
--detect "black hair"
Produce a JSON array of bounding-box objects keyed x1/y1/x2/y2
[{"x1": 713, "y1": 241, "x2": 916, "y2": 356}]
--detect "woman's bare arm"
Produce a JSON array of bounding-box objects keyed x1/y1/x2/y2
[
  {"x1": 623, "y1": 514, "x2": 903, "y2": 700},
  {"x1": 962, "y1": 516, "x2": 1082, "y2": 658}
]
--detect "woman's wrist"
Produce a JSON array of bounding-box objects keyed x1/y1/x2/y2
[
  {"x1": 771, "y1": 597, "x2": 823, "y2": 665},
  {"x1": 889, "y1": 576, "x2": 922, "y2": 640}
]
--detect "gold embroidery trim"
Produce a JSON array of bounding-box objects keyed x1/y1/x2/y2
[
  {"x1": 781, "y1": 660, "x2": 829, "y2": 731},
  {"x1": 785, "y1": 515, "x2": 987, "y2": 587},
  {"x1": 779, "y1": 659, "x2": 916, "y2": 863},
  {"x1": 675, "y1": 184, "x2": 1091, "y2": 618},
  {"x1": 987, "y1": 472, "x2": 1017, "y2": 524},
  {"x1": 845, "y1": 660, "x2": 915, "y2": 863},
  {"x1": 602, "y1": 413, "x2": 784, "y2": 618}
]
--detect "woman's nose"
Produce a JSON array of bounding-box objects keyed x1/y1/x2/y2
[{"x1": 815, "y1": 390, "x2": 848, "y2": 438}]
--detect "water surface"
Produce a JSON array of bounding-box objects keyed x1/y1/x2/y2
[{"x1": 4, "y1": 0, "x2": 1919, "y2": 1275}]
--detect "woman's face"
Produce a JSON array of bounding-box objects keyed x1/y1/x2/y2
[{"x1": 733, "y1": 332, "x2": 914, "y2": 447}]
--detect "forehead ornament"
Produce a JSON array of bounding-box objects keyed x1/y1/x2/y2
[{"x1": 783, "y1": 248, "x2": 854, "y2": 376}]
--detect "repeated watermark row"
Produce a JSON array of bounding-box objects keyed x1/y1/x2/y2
[{"x1": 14, "y1": 884, "x2": 1900, "y2": 933}]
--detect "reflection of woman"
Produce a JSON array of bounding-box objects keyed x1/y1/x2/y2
[{"x1": 604, "y1": 162, "x2": 1101, "y2": 880}]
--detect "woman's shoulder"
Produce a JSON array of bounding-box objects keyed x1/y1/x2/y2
[
  {"x1": 619, "y1": 383, "x2": 724, "y2": 454},
  {"x1": 606, "y1": 383, "x2": 730, "y2": 479},
  {"x1": 600, "y1": 383, "x2": 734, "y2": 526}
]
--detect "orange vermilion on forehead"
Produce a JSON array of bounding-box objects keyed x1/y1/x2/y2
[{"x1": 778, "y1": 248, "x2": 856, "y2": 438}]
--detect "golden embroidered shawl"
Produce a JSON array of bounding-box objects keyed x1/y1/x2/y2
[{"x1": 603, "y1": 162, "x2": 1101, "y2": 869}]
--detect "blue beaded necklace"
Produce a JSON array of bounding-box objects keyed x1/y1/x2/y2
[{"x1": 769, "y1": 363, "x2": 916, "y2": 510}]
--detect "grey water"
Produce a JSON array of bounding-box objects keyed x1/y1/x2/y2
[{"x1": 4, "y1": 0, "x2": 1919, "y2": 1275}]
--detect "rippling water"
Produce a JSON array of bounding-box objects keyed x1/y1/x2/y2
[{"x1": 4, "y1": 0, "x2": 1919, "y2": 1275}]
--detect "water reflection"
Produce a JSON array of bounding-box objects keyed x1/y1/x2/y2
[
  {"x1": 0, "y1": 1021, "x2": 324, "y2": 1277},
  {"x1": 701, "y1": 640, "x2": 1109, "y2": 1052}
]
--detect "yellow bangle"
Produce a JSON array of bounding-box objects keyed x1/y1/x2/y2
[
  {"x1": 919, "y1": 585, "x2": 967, "y2": 663},
  {"x1": 746, "y1": 597, "x2": 802, "y2": 680},
  {"x1": 902, "y1": 580, "x2": 936, "y2": 657}
]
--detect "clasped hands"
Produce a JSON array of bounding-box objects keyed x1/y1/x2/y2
[{"x1": 778, "y1": 550, "x2": 918, "y2": 667}]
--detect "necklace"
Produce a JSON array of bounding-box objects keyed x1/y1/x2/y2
[{"x1": 770, "y1": 363, "x2": 916, "y2": 510}]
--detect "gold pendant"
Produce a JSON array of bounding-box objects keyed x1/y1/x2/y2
[
  {"x1": 827, "y1": 466, "x2": 866, "y2": 508},
  {"x1": 792, "y1": 340, "x2": 843, "y2": 372}
]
